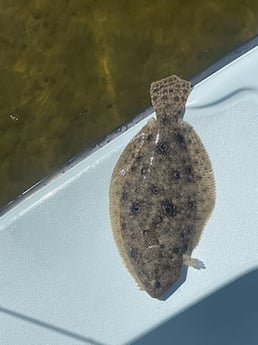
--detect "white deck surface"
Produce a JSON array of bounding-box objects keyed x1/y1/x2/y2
[{"x1": 1, "y1": 44, "x2": 258, "y2": 345}]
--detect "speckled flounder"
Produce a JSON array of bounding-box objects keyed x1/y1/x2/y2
[{"x1": 109, "y1": 75, "x2": 215, "y2": 298}]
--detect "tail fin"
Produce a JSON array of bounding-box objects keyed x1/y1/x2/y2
[{"x1": 150, "y1": 75, "x2": 191, "y2": 122}]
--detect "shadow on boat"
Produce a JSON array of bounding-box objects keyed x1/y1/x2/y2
[{"x1": 129, "y1": 268, "x2": 258, "y2": 345}]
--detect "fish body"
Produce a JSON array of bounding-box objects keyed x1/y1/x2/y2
[{"x1": 109, "y1": 75, "x2": 215, "y2": 298}]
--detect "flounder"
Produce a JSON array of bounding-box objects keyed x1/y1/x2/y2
[{"x1": 109, "y1": 75, "x2": 215, "y2": 298}]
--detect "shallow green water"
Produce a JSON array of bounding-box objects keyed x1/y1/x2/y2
[{"x1": 0, "y1": 0, "x2": 258, "y2": 208}]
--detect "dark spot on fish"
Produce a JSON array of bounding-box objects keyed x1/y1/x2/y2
[
  {"x1": 134, "y1": 187, "x2": 141, "y2": 194},
  {"x1": 156, "y1": 248, "x2": 164, "y2": 259},
  {"x1": 183, "y1": 243, "x2": 188, "y2": 251},
  {"x1": 152, "y1": 214, "x2": 163, "y2": 226},
  {"x1": 150, "y1": 184, "x2": 159, "y2": 194},
  {"x1": 141, "y1": 166, "x2": 149, "y2": 175},
  {"x1": 154, "y1": 280, "x2": 161, "y2": 289},
  {"x1": 130, "y1": 201, "x2": 142, "y2": 215},
  {"x1": 187, "y1": 199, "x2": 196, "y2": 211},
  {"x1": 175, "y1": 133, "x2": 187, "y2": 148},
  {"x1": 146, "y1": 134, "x2": 153, "y2": 142},
  {"x1": 152, "y1": 95, "x2": 158, "y2": 102},
  {"x1": 121, "y1": 192, "x2": 128, "y2": 201},
  {"x1": 173, "y1": 247, "x2": 179, "y2": 254},
  {"x1": 162, "y1": 116, "x2": 170, "y2": 126},
  {"x1": 143, "y1": 229, "x2": 150, "y2": 235},
  {"x1": 162, "y1": 200, "x2": 177, "y2": 217},
  {"x1": 184, "y1": 165, "x2": 194, "y2": 182},
  {"x1": 130, "y1": 248, "x2": 139, "y2": 260},
  {"x1": 130, "y1": 232, "x2": 137, "y2": 240},
  {"x1": 161, "y1": 95, "x2": 168, "y2": 102},
  {"x1": 163, "y1": 263, "x2": 171, "y2": 270},
  {"x1": 172, "y1": 170, "x2": 181, "y2": 179},
  {"x1": 135, "y1": 155, "x2": 143, "y2": 162},
  {"x1": 185, "y1": 166, "x2": 192, "y2": 174},
  {"x1": 196, "y1": 174, "x2": 202, "y2": 181},
  {"x1": 155, "y1": 141, "x2": 169, "y2": 155}
]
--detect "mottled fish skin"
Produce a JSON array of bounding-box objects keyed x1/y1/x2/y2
[{"x1": 109, "y1": 75, "x2": 215, "y2": 298}]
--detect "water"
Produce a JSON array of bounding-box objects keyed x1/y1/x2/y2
[{"x1": 0, "y1": 0, "x2": 258, "y2": 208}]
